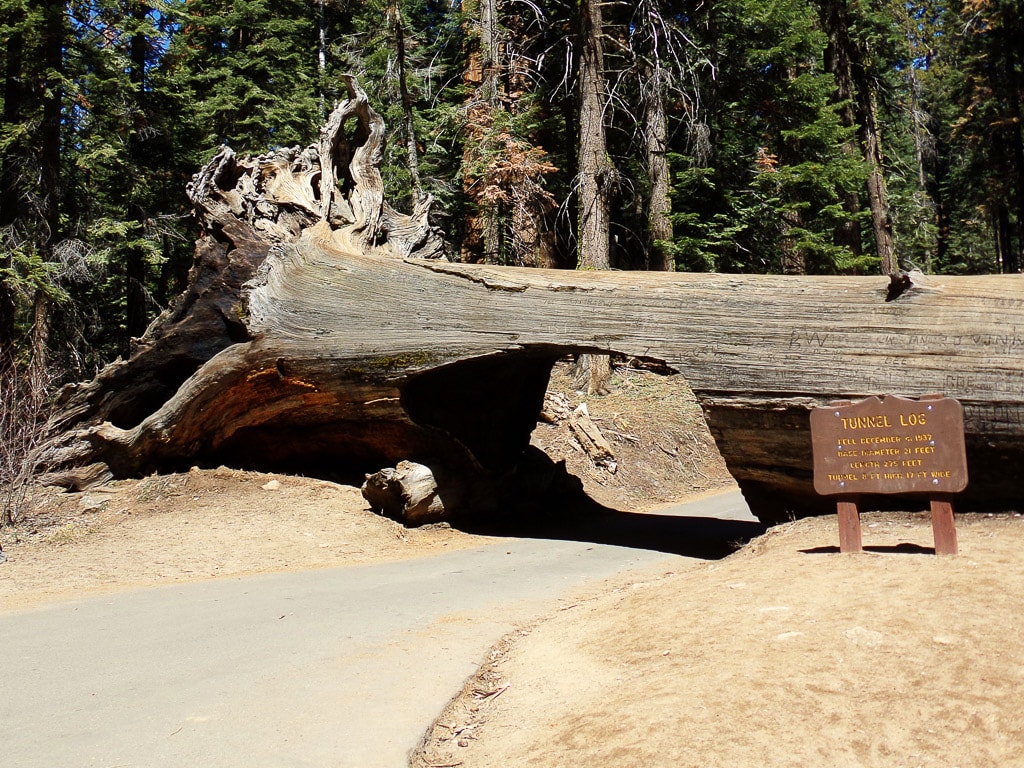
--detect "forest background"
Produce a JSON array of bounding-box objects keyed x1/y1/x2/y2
[{"x1": 0, "y1": 0, "x2": 1021, "y2": 382}]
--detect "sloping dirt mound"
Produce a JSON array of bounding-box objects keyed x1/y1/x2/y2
[{"x1": 530, "y1": 362, "x2": 735, "y2": 510}]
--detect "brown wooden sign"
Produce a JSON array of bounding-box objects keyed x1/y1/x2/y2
[
  {"x1": 811, "y1": 394, "x2": 967, "y2": 555},
  {"x1": 811, "y1": 395, "x2": 968, "y2": 496}
]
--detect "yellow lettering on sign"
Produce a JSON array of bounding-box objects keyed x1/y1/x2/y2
[{"x1": 841, "y1": 415, "x2": 893, "y2": 430}]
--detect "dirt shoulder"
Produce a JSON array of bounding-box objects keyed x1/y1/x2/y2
[
  {"x1": 531, "y1": 363, "x2": 735, "y2": 510},
  {"x1": 414, "y1": 511, "x2": 1024, "y2": 768}
]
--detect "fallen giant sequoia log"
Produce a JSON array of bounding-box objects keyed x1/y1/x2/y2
[{"x1": 44, "y1": 78, "x2": 1024, "y2": 524}]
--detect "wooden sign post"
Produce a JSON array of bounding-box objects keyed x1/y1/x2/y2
[{"x1": 810, "y1": 395, "x2": 968, "y2": 555}]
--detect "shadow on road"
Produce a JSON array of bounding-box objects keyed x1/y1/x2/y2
[{"x1": 457, "y1": 494, "x2": 768, "y2": 561}]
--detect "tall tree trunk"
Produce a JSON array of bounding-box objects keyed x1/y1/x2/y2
[
  {"x1": 477, "y1": 0, "x2": 501, "y2": 262},
  {"x1": 0, "y1": 262, "x2": 13, "y2": 368},
  {"x1": 897, "y1": 0, "x2": 938, "y2": 271},
  {"x1": 820, "y1": 0, "x2": 897, "y2": 274},
  {"x1": 931, "y1": 126, "x2": 951, "y2": 270},
  {"x1": 778, "y1": 64, "x2": 808, "y2": 275},
  {"x1": 994, "y1": 205, "x2": 1013, "y2": 272},
  {"x1": 575, "y1": 0, "x2": 613, "y2": 394},
  {"x1": 317, "y1": 0, "x2": 327, "y2": 117},
  {"x1": 228, "y1": 25, "x2": 254, "y2": 139},
  {"x1": 577, "y1": 0, "x2": 611, "y2": 272},
  {"x1": 126, "y1": 4, "x2": 150, "y2": 345},
  {"x1": 41, "y1": 0, "x2": 64, "y2": 245},
  {"x1": 0, "y1": 12, "x2": 24, "y2": 365},
  {"x1": 999, "y1": 6, "x2": 1024, "y2": 273},
  {"x1": 644, "y1": 64, "x2": 672, "y2": 271},
  {"x1": 510, "y1": 196, "x2": 557, "y2": 268},
  {"x1": 989, "y1": 100, "x2": 1018, "y2": 273},
  {"x1": 390, "y1": 2, "x2": 423, "y2": 203},
  {"x1": 907, "y1": 65, "x2": 930, "y2": 193},
  {"x1": 779, "y1": 209, "x2": 806, "y2": 275},
  {"x1": 858, "y1": 85, "x2": 898, "y2": 275},
  {"x1": 33, "y1": 0, "x2": 66, "y2": 371},
  {"x1": 126, "y1": 243, "x2": 148, "y2": 341},
  {"x1": 30, "y1": 289, "x2": 51, "y2": 369},
  {"x1": 506, "y1": 8, "x2": 557, "y2": 269},
  {"x1": 459, "y1": 0, "x2": 503, "y2": 263},
  {"x1": 477, "y1": 0, "x2": 499, "y2": 108},
  {"x1": 934, "y1": 194, "x2": 950, "y2": 270}
]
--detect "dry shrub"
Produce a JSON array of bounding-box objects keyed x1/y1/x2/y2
[{"x1": 1, "y1": 363, "x2": 51, "y2": 525}]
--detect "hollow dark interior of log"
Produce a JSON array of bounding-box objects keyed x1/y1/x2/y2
[
  {"x1": 402, "y1": 349, "x2": 561, "y2": 472},
  {"x1": 104, "y1": 358, "x2": 207, "y2": 430}
]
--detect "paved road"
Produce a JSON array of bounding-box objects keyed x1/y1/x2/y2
[{"x1": 1, "y1": 491, "x2": 760, "y2": 768}]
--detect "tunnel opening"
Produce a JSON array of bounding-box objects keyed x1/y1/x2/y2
[
  {"x1": 392, "y1": 347, "x2": 766, "y2": 552},
  {"x1": 398, "y1": 346, "x2": 739, "y2": 519}
]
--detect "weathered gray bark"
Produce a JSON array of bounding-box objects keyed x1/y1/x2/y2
[
  {"x1": 362, "y1": 461, "x2": 448, "y2": 524},
  {"x1": 41, "y1": 77, "x2": 1024, "y2": 526}
]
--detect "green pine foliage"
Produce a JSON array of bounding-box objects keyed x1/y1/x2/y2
[
  {"x1": 666, "y1": 0, "x2": 874, "y2": 274},
  {"x1": 167, "y1": 0, "x2": 321, "y2": 154},
  {"x1": 1, "y1": 0, "x2": 60, "y2": 360},
  {"x1": 929, "y1": 0, "x2": 1022, "y2": 273}
]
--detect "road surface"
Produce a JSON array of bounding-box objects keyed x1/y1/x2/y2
[{"x1": 1, "y1": 490, "x2": 760, "y2": 768}]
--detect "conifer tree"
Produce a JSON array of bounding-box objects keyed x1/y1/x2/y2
[
  {"x1": 0, "y1": 0, "x2": 68, "y2": 367},
  {"x1": 458, "y1": 0, "x2": 557, "y2": 265},
  {"x1": 945, "y1": 0, "x2": 1023, "y2": 272},
  {"x1": 818, "y1": 0, "x2": 901, "y2": 274},
  {"x1": 61, "y1": 3, "x2": 187, "y2": 355},
  {"x1": 665, "y1": 0, "x2": 869, "y2": 274},
  {"x1": 168, "y1": 0, "x2": 320, "y2": 154}
]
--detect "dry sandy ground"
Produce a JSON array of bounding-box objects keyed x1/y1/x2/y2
[
  {"x1": 414, "y1": 511, "x2": 1024, "y2": 768},
  {"x1": 1, "y1": 364, "x2": 728, "y2": 614}
]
